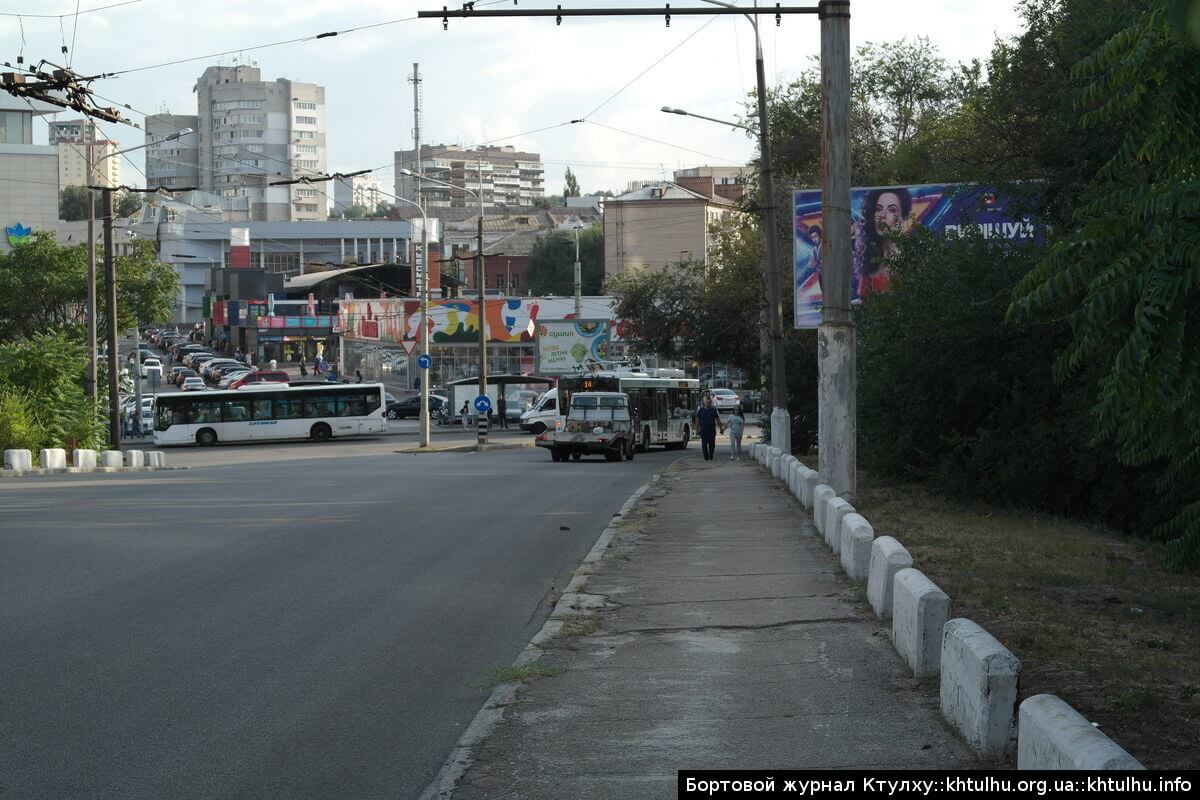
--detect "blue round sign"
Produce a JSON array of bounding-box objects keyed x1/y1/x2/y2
[
  {"x1": 473, "y1": 395, "x2": 492, "y2": 413},
  {"x1": 417, "y1": 353, "x2": 432, "y2": 370}
]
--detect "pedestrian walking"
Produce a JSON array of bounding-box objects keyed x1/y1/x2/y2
[
  {"x1": 300, "y1": 361, "x2": 308, "y2": 377},
  {"x1": 497, "y1": 394, "x2": 508, "y2": 429},
  {"x1": 355, "y1": 369, "x2": 363, "y2": 384},
  {"x1": 727, "y1": 407, "x2": 745, "y2": 460},
  {"x1": 695, "y1": 393, "x2": 724, "y2": 462},
  {"x1": 460, "y1": 401, "x2": 469, "y2": 429}
]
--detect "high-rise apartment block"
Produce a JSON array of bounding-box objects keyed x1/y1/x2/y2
[
  {"x1": 145, "y1": 114, "x2": 200, "y2": 191},
  {"x1": 146, "y1": 62, "x2": 327, "y2": 221},
  {"x1": 48, "y1": 119, "x2": 121, "y2": 188},
  {"x1": 394, "y1": 145, "x2": 544, "y2": 209}
]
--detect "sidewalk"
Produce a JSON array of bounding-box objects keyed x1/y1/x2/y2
[{"x1": 437, "y1": 455, "x2": 974, "y2": 798}]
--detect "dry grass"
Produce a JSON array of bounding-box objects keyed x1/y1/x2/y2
[
  {"x1": 555, "y1": 612, "x2": 602, "y2": 638},
  {"x1": 852, "y1": 471, "x2": 1200, "y2": 769}
]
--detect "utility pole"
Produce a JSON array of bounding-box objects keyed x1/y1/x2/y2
[
  {"x1": 818, "y1": 0, "x2": 855, "y2": 499},
  {"x1": 573, "y1": 224, "x2": 582, "y2": 317},
  {"x1": 477, "y1": 155, "x2": 488, "y2": 446},
  {"x1": 411, "y1": 62, "x2": 431, "y2": 448},
  {"x1": 103, "y1": 187, "x2": 121, "y2": 450},
  {"x1": 85, "y1": 118, "x2": 98, "y2": 403}
]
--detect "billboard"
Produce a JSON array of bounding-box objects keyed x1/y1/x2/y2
[
  {"x1": 793, "y1": 184, "x2": 1041, "y2": 328},
  {"x1": 536, "y1": 320, "x2": 611, "y2": 374}
]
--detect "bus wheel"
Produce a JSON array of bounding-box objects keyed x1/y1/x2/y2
[
  {"x1": 639, "y1": 427, "x2": 650, "y2": 453},
  {"x1": 196, "y1": 428, "x2": 217, "y2": 446},
  {"x1": 311, "y1": 423, "x2": 332, "y2": 442},
  {"x1": 531, "y1": 422, "x2": 546, "y2": 435}
]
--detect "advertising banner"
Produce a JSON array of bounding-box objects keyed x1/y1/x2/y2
[
  {"x1": 793, "y1": 184, "x2": 1042, "y2": 328},
  {"x1": 536, "y1": 320, "x2": 611, "y2": 374}
]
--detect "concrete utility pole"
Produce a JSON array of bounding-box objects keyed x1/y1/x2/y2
[
  {"x1": 573, "y1": 224, "x2": 582, "y2": 317},
  {"x1": 477, "y1": 155, "x2": 488, "y2": 446},
  {"x1": 818, "y1": 0, "x2": 855, "y2": 499},
  {"x1": 85, "y1": 119, "x2": 98, "y2": 403},
  {"x1": 103, "y1": 187, "x2": 120, "y2": 450}
]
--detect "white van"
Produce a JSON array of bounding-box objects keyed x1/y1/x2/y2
[{"x1": 519, "y1": 388, "x2": 562, "y2": 434}]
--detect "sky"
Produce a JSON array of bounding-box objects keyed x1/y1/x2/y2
[{"x1": 2, "y1": 0, "x2": 1027, "y2": 198}]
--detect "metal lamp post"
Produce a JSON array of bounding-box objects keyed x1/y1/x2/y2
[
  {"x1": 389, "y1": 182, "x2": 434, "y2": 448},
  {"x1": 400, "y1": 167, "x2": 488, "y2": 445}
]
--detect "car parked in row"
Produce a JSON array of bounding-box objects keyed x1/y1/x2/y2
[
  {"x1": 180, "y1": 376, "x2": 207, "y2": 391},
  {"x1": 229, "y1": 370, "x2": 289, "y2": 390}
]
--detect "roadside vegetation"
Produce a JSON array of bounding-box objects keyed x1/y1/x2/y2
[{"x1": 0, "y1": 233, "x2": 178, "y2": 458}]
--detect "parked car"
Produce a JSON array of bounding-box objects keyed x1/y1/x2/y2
[
  {"x1": 180, "y1": 377, "x2": 207, "y2": 391},
  {"x1": 229, "y1": 370, "x2": 289, "y2": 390},
  {"x1": 385, "y1": 393, "x2": 447, "y2": 420},
  {"x1": 140, "y1": 357, "x2": 163, "y2": 378},
  {"x1": 709, "y1": 387, "x2": 741, "y2": 414},
  {"x1": 218, "y1": 370, "x2": 251, "y2": 389},
  {"x1": 170, "y1": 367, "x2": 198, "y2": 385},
  {"x1": 186, "y1": 353, "x2": 218, "y2": 369}
]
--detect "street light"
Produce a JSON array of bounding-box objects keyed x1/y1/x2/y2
[
  {"x1": 660, "y1": 106, "x2": 751, "y2": 132},
  {"x1": 399, "y1": 164, "x2": 489, "y2": 446},
  {"x1": 388, "y1": 191, "x2": 433, "y2": 448},
  {"x1": 91, "y1": 127, "x2": 194, "y2": 449},
  {"x1": 572, "y1": 224, "x2": 584, "y2": 317},
  {"x1": 665, "y1": 0, "x2": 788, "y2": 453}
]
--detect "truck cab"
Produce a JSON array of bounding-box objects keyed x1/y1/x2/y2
[{"x1": 536, "y1": 391, "x2": 635, "y2": 462}]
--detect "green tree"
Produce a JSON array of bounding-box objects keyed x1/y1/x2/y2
[
  {"x1": 0, "y1": 233, "x2": 179, "y2": 340},
  {"x1": 0, "y1": 332, "x2": 105, "y2": 453},
  {"x1": 525, "y1": 225, "x2": 604, "y2": 296},
  {"x1": 116, "y1": 190, "x2": 144, "y2": 219},
  {"x1": 564, "y1": 167, "x2": 581, "y2": 198},
  {"x1": 1011, "y1": 0, "x2": 1200, "y2": 567},
  {"x1": 58, "y1": 186, "x2": 95, "y2": 222}
]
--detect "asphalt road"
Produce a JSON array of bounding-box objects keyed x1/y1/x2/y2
[{"x1": 0, "y1": 445, "x2": 678, "y2": 799}]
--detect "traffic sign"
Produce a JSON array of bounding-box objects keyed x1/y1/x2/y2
[
  {"x1": 417, "y1": 353, "x2": 432, "y2": 370},
  {"x1": 474, "y1": 394, "x2": 492, "y2": 413}
]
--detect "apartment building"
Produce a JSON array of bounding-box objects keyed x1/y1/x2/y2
[
  {"x1": 603, "y1": 182, "x2": 740, "y2": 277},
  {"x1": 331, "y1": 173, "x2": 384, "y2": 215},
  {"x1": 146, "y1": 62, "x2": 327, "y2": 222},
  {"x1": 145, "y1": 114, "x2": 201, "y2": 191},
  {"x1": 394, "y1": 144, "x2": 544, "y2": 210},
  {"x1": 47, "y1": 118, "x2": 121, "y2": 189}
]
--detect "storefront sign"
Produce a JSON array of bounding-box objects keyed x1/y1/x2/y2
[{"x1": 536, "y1": 320, "x2": 611, "y2": 374}]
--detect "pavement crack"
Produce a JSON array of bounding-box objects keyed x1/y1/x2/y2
[
  {"x1": 628, "y1": 593, "x2": 832, "y2": 607},
  {"x1": 612, "y1": 617, "x2": 862, "y2": 635}
]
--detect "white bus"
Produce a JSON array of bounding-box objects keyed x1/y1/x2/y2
[
  {"x1": 557, "y1": 372, "x2": 700, "y2": 452},
  {"x1": 153, "y1": 383, "x2": 388, "y2": 446}
]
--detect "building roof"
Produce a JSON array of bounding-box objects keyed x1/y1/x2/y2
[
  {"x1": 607, "y1": 181, "x2": 738, "y2": 207},
  {"x1": 283, "y1": 263, "x2": 387, "y2": 291}
]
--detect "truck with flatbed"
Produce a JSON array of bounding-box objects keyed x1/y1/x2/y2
[{"x1": 535, "y1": 391, "x2": 636, "y2": 462}]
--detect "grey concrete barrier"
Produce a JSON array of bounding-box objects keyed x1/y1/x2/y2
[
  {"x1": 940, "y1": 618, "x2": 1021, "y2": 759},
  {"x1": 1017, "y1": 694, "x2": 1144, "y2": 770},
  {"x1": 812, "y1": 484, "x2": 835, "y2": 535},
  {"x1": 145, "y1": 451, "x2": 162, "y2": 467},
  {"x1": 124, "y1": 450, "x2": 144, "y2": 468},
  {"x1": 867, "y1": 536, "x2": 913, "y2": 619},
  {"x1": 73, "y1": 449, "x2": 98, "y2": 468},
  {"x1": 748, "y1": 443, "x2": 758, "y2": 461},
  {"x1": 99, "y1": 450, "x2": 123, "y2": 468},
  {"x1": 801, "y1": 470, "x2": 820, "y2": 509},
  {"x1": 788, "y1": 460, "x2": 803, "y2": 499},
  {"x1": 839, "y1": 513, "x2": 874, "y2": 580},
  {"x1": 892, "y1": 568, "x2": 950, "y2": 678},
  {"x1": 4, "y1": 449, "x2": 33, "y2": 471},
  {"x1": 825, "y1": 497, "x2": 854, "y2": 551},
  {"x1": 770, "y1": 453, "x2": 783, "y2": 479},
  {"x1": 39, "y1": 448, "x2": 67, "y2": 469}
]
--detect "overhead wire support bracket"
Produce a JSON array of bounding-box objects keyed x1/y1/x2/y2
[{"x1": 423, "y1": 4, "x2": 819, "y2": 26}]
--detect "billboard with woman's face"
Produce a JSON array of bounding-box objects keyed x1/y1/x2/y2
[{"x1": 793, "y1": 183, "x2": 1042, "y2": 328}]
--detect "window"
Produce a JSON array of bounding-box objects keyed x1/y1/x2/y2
[
  {"x1": 238, "y1": 100, "x2": 263, "y2": 109},
  {"x1": 294, "y1": 145, "x2": 317, "y2": 154},
  {"x1": 293, "y1": 159, "x2": 318, "y2": 169},
  {"x1": 239, "y1": 115, "x2": 263, "y2": 124},
  {"x1": 295, "y1": 116, "x2": 317, "y2": 125},
  {"x1": 338, "y1": 395, "x2": 367, "y2": 417},
  {"x1": 293, "y1": 101, "x2": 317, "y2": 110},
  {"x1": 222, "y1": 399, "x2": 251, "y2": 422},
  {"x1": 295, "y1": 131, "x2": 315, "y2": 140},
  {"x1": 274, "y1": 397, "x2": 302, "y2": 419},
  {"x1": 302, "y1": 396, "x2": 336, "y2": 418},
  {"x1": 246, "y1": 144, "x2": 264, "y2": 153},
  {"x1": 251, "y1": 398, "x2": 273, "y2": 420},
  {"x1": 190, "y1": 400, "x2": 222, "y2": 424},
  {"x1": 296, "y1": 188, "x2": 318, "y2": 197}
]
